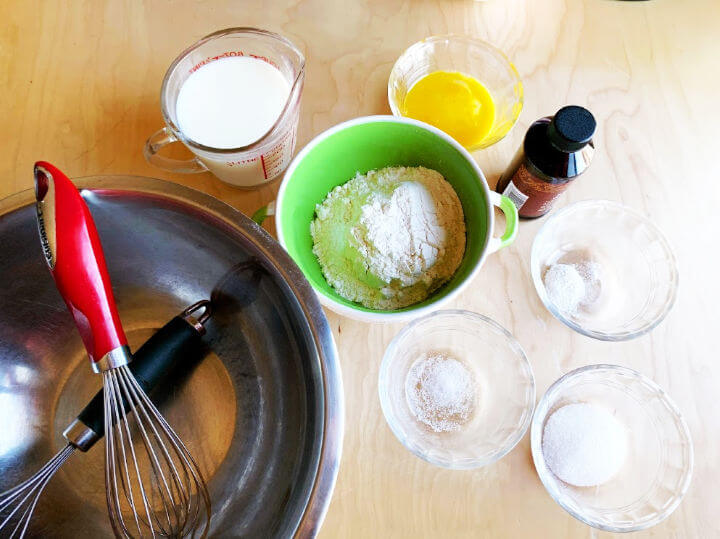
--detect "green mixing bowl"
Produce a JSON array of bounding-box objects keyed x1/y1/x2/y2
[{"x1": 272, "y1": 116, "x2": 518, "y2": 322}]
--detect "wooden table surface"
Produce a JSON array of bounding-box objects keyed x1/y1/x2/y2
[{"x1": 2, "y1": 1, "x2": 718, "y2": 537}]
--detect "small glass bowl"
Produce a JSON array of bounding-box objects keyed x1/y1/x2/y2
[
  {"x1": 531, "y1": 365, "x2": 693, "y2": 532},
  {"x1": 378, "y1": 310, "x2": 535, "y2": 469},
  {"x1": 388, "y1": 35, "x2": 524, "y2": 150},
  {"x1": 531, "y1": 200, "x2": 679, "y2": 341}
]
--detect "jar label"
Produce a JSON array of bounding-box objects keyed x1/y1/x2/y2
[{"x1": 502, "y1": 181, "x2": 529, "y2": 210}]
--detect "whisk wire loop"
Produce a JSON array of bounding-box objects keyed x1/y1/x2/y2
[
  {"x1": 103, "y1": 364, "x2": 210, "y2": 539},
  {"x1": 0, "y1": 444, "x2": 75, "y2": 538},
  {"x1": 116, "y1": 365, "x2": 183, "y2": 536},
  {"x1": 120, "y1": 365, "x2": 205, "y2": 537},
  {"x1": 106, "y1": 367, "x2": 153, "y2": 538}
]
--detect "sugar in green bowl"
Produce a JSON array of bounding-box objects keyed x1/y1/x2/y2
[{"x1": 274, "y1": 116, "x2": 518, "y2": 322}]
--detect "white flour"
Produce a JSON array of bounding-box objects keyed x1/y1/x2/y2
[
  {"x1": 310, "y1": 166, "x2": 466, "y2": 310},
  {"x1": 354, "y1": 181, "x2": 444, "y2": 287},
  {"x1": 544, "y1": 264, "x2": 585, "y2": 314},
  {"x1": 543, "y1": 261, "x2": 602, "y2": 315}
]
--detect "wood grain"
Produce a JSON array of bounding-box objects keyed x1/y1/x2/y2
[{"x1": 2, "y1": 0, "x2": 719, "y2": 537}]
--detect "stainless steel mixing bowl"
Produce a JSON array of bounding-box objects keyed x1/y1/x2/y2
[{"x1": 0, "y1": 176, "x2": 343, "y2": 538}]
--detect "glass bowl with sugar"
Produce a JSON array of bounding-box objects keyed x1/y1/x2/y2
[{"x1": 531, "y1": 364, "x2": 693, "y2": 532}]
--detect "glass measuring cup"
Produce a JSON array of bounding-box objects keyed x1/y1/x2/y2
[
  {"x1": 388, "y1": 35, "x2": 523, "y2": 151},
  {"x1": 144, "y1": 28, "x2": 305, "y2": 188}
]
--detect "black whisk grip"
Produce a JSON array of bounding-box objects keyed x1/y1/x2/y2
[{"x1": 71, "y1": 315, "x2": 206, "y2": 447}]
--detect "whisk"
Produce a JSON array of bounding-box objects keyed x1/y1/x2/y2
[
  {"x1": 0, "y1": 301, "x2": 212, "y2": 538},
  {"x1": 32, "y1": 161, "x2": 211, "y2": 538}
]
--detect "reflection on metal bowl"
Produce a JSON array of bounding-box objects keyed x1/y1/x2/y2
[{"x1": 0, "y1": 176, "x2": 343, "y2": 538}]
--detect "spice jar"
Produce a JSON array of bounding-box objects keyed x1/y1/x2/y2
[{"x1": 495, "y1": 106, "x2": 596, "y2": 218}]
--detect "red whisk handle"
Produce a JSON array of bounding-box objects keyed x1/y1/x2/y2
[{"x1": 34, "y1": 161, "x2": 129, "y2": 367}]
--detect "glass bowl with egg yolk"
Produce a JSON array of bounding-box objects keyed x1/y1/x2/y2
[{"x1": 388, "y1": 35, "x2": 523, "y2": 151}]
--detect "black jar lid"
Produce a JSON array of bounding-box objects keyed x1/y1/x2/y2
[{"x1": 548, "y1": 105, "x2": 596, "y2": 152}]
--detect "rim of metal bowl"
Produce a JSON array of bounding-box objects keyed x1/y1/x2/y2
[
  {"x1": 530, "y1": 200, "x2": 679, "y2": 341},
  {"x1": 529, "y1": 364, "x2": 694, "y2": 533},
  {"x1": 378, "y1": 309, "x2": 535, "y2": 469},
  {"x1": 0, "y1": 175, "x2": 344, "y2": 538}
]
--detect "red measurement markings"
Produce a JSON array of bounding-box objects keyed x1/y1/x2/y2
[
  {"x1": 189, "y1": 51, "x2": 279, "y2": 74},
  {"x1": 263, "y1": 137, "x2": 291, "y2": 178},
  {"x1": 222, "y1": 128, "x2": 296, "y2": 179},
  {"x1": 226, "y1": 156, "x2": 259, "y2": 167}
]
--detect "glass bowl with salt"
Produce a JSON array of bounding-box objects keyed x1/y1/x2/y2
[
  {"x1": 531, "y1": 364, "x2": 693, "y2": 532},
  {"x1": 531, "y1": 200, "x2": 678, "y2": 341},
  {"x1": 378, "y1": 310, "x2": 535, "y2": 469}
]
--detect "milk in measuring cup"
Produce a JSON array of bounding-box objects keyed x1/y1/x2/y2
[{"x1": 175, "y1": 56, "x2": 293, "y2": 186}]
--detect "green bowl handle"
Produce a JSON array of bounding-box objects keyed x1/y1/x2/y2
[
  {"x1": 487, "y1": 191, "x2": 518, "y2": 253},
  {"x1": 251, "y1": 200, "x2": 276, "y2": 226}
]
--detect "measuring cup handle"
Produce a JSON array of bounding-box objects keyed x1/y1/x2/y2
[{"x1": 143, "y1": 127, "x2": 208, "y2": 174}]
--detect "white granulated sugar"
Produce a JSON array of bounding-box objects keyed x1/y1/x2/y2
[
  {"x1": 542, "y1": 403, "x2": 628, "y2": 487},
  {"x1": 310, "y1": 166, "x2": 466, "y2": 310},
  {"x1": 405, "y1": 353, "x2": 476, "y2": 433},
  {"x1": 543, "y1": 263, "x2": 586, "y2": 314}
]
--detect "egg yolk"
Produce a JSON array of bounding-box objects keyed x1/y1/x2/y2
[{"x1": 402, "y1": 71, "x2": 495, "y2": 148}]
